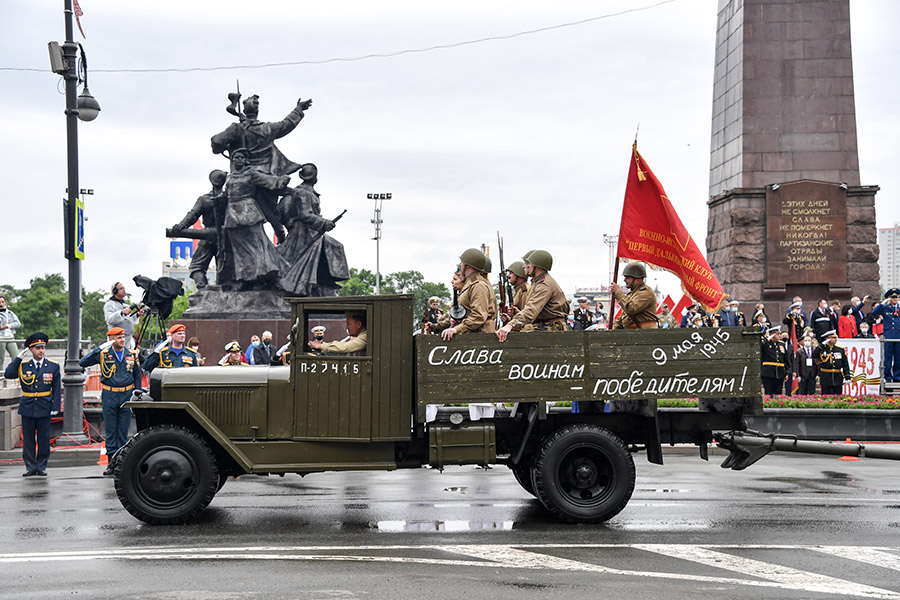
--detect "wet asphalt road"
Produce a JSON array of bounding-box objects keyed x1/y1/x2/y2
[{"x1": 0, "y1": 451, "x2": 898, "y2": 600}]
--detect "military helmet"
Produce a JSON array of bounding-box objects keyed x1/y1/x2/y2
[
  {"x1": 459, "y1": 248, "x2": 489, "y2": 273},
  {"x1": 622, "y1": 262, "x2": 647, "y2": 279},
  {"x1": 208, "y1": 169, "x2": 227, "y2": 187},
  {"x1": 526, "y1": 249, "x2": 553, "y2": 271},
  {"x1": 484, "y1": 255, "x2": 493, "y2": 274},
  {"x1": 507, "y1": 261, "x2": 526, "y2": 278},
  {"x1": 298, "y1": 163, "x2": 318, "y2": 182},
  {"x1": 522, "y1": 249, "x2": 537, "y2": 263}
]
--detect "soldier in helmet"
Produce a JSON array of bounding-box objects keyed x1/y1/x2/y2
[
  {"x1": 611, "y1": 262, "x2": 659, "y2": 330},
  {"x1": 496, "y1": 250, "x2": 570, "y2": 342},
  {"x1": 426, "y1": 249, "x2": 497, "y2": 341},
  {"x1": 170, "y1": 169, "x2": 228, "y2": 288},
  {"x1": 507, "y1": 260, "x2": 529, "y2": 314}
]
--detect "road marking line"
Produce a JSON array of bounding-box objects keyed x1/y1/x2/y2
[
  {"x1": 632, "y1": 544, "x2": 900, "y2": 600},
  {"x1": 809, "y1": 546, "x2": 900, "y2": 572},
  {"x1": 0, "y1": 543, "x2": 898, "y2": 599}
]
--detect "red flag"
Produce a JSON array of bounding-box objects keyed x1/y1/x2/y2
[
  {"x1": 617, "y1": 144, "x2": 727, "y2": 312},
  {"x1": 789, "y1": 316, "x2": 800, "y2": 394},
  {"x1": 73, "y1": 0, "x2": 86, "y2": 39}
]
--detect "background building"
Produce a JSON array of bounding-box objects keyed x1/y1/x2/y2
[{"x1": 878, "y1": 222, "x2": 900, "y2": 292}]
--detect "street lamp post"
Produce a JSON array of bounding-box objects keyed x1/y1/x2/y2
[
  {"x1": 368, "y1": 193, "x2": 391, "y2": 294},
  {"x1": 602, "y1": 234, "x2": 618, "y2": 284},
  {"x1": 52, "y1": 0, "x2": 100, "y2": 445}
]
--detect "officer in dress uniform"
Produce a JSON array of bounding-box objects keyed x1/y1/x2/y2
[
  {"x1": 611, "y1": 262, "x2": 658, "y2": 330},
  {"x1": 813, "y1": 329, "x2": 851, "y2": 395},
  {"x1": 421, "y1": 297, "x2": 444, "y2": 333},
  {"x1": 79, "y1": 327, "x2": 143, "y2": 475},
  {"x1": 4, "y1": 332, "x2": 61, "y2": 477},
  {"x1": 219, "y1": 341, "x2": 248, "y2": 365},
  {"x1": 141, "y1": 324, "x2": 201, "y2": 372},
  {"x1": 782, "y1": 300, "x2": 807, "y2": 342},
  {"x1": 572, "y1": 297, "x2": 593, "y2": 331},
  {"x1": 760, "y1": 325, "x2": 790, "y2": 395},
  {"x1": 870, "y1": 288, "x2": 900, "y2": 382}
]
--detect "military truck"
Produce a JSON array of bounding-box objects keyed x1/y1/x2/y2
[{"x1": 114, "y1": 294, "x2": 779, "y2": 525}]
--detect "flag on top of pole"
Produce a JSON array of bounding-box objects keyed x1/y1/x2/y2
[
  {"x1": 616, "y1": 143, "x2": 727, "y2": 313},
  {"x1": 73, "y1": 0, "x2": 86, "y2": 39}
]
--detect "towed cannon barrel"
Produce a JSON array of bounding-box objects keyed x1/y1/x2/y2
[{"x1": 715, "y1": 429, "x2": 900, "y2": 471}]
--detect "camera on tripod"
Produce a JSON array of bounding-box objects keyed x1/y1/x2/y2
[{"x1": 132, "y1": 275, "x2": 185, "y2": 352}]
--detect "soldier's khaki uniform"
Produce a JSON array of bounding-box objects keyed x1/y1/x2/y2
[
  {"x1": 320, "y1": 330, "x2": 368, "y2": 354},
  {"x1": 432, "y1": 273, "x2": 497, "y2": 334},
  {"x1": 510, "y1": 272, "x2": 570, "y2": 332},
  {"x1": 612, "y1": 283, "x2": 659, "y2": 330},
  {"x1": 512, "y1": 280, "x2": 529, "y2": 312}
]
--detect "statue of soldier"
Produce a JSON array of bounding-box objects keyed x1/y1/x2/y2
[
  {"x1": 222, "y1": 148, "x2": 290, "y2": 289},
  {"x1": 211, "y1": 93, "x2": 313, "y2": 242},
  {"x1": 170, "y1": 170, "x2": 228, "y2": 288},
  {"x1": 279, "y1": 164, "x2": 349, "y2": 296}
]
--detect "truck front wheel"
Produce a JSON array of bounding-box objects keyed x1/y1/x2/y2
[
  {"x1": 115, "y1": 424, "x2": 219, "y2": 525},
  {"x1": 532, "y1": 424, "x2": 634, "y2": 523}
]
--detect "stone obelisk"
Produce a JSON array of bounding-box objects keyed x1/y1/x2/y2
[{"x1": 706, "y1": 0, "x2": 880, "y2": 317}]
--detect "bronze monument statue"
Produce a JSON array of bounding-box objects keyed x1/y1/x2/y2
[{"x1": 167, "y1": 89, "x2": 349, "y2": 319}]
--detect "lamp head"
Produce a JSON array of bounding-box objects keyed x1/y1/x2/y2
[{"x1": 77, "y1": 86, "x2": 100, "y2": 121}]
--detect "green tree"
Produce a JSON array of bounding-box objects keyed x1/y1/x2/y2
[
  {"x1": 6, "y1": 273, "x2": 69, "y2": 338},
  {"x1": 168, "y1": 288, "x2": 193, "y2": 320},
  {"x1": 338, "y1": 268, "x2": 378, "y2": 296},
  {"x1": 385, "y1": 270, "x2": 450, "y2": 323},
  {"x1": 82, "y1": 289, "x2": 109, "y2": 344}
]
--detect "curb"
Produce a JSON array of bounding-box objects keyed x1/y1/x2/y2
[{"x1": 0, "y1": 447, "x2": 101, "y2": 469}]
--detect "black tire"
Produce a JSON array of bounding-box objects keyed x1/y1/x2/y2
[
  {"x1": 510, "y1": 463, "x2": 536, "y2": 497},
  {"x1": 532, "y1": 424, "x2": 635, "y2": 523},
  {"x1": 114, "y1": 424, "x2": 219, "y2": 525}
]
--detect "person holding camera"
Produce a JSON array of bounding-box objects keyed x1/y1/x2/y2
[{"x1": 104, "y1": 282, "x2": 141, "y2": 349}]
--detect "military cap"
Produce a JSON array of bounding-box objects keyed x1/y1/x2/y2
[
  {"x1": 885, "y1": 288, "x2": 900, "y2": 299},
  {"x1": 822, "y1": 329, "x2": 838, "y2": 338},
  {"x1": 789, "y1": 300, "x2": 803, "y2": 309},
  {"x1": 578, "y1": 297, "x2": 589, "y2": 303},
  {"x1": 765, "y1": 324, "x2": 781, "y2": 334},
  {"x1": 728, "y1": 299, "x2": 740, "y2": 306},
  {"x1": 691, "y1": 313, "x2": 703, "y2": 322},
  {"x1": 311, "y1": 326, "x2": 326, "y2": 334},
  {"x1": 168, "y1": 324, "x2": 186, "y2": 334},
  {"x1": 225, "y1": 341, "x2": 241, "y2": 352},
  {"x1": 106, "y1": 327, "x2": 125, "y2": 337},
  {"x1": 428, "y1": 296, "x2": 440, "y2": 303},
  {"x1": 25, "y1": 332, "x2": 49, "y2": 348}
]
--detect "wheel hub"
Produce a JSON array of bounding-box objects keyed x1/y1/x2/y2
[{"x1": 136, "y1": 448, "x2": 196, "y2": 506}]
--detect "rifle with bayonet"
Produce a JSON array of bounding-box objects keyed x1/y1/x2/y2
[{"x1": 496, "y1": 232, "x2": 516, "y2": 325}]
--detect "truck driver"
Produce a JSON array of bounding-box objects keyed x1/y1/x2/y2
[{"x1": 308, "y1": 312, "x2": 367, "y2": 354}]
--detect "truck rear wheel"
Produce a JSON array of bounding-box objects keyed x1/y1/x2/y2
[
  {"x1": 510, "y1": 463, "x2": 536, "y2": 497},
  {"x1": 115, "y1": 424, "x2": 219, "y2": 525},
  {"x1": 532, "y1": 424, "x2": 634, "y2": 523}
]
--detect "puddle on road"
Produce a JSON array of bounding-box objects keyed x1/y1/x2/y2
[{"x1": 374, "y1": 520, "x2": 516, "y2": 532}]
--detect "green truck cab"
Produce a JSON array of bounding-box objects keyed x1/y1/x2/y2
[{"x1": 116, "y1": 294, "x2": 763, "y2": 525}]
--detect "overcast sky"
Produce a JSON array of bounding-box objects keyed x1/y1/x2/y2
[{"x1": 2, "y1": 0, "x2": 898, "y2": 304}]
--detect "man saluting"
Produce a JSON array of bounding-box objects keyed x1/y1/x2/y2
[{"x1": 4, "y1": 332, "x2": 61, "y2": 477}]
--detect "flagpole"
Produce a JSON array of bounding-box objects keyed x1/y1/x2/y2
[{"x1": 608, "y1": 258, "x2": 619, "y2": 330}]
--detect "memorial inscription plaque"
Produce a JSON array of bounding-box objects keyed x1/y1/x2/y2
[{"x1": 766, "y1": 181, "x2": 847, "y2": 287}]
